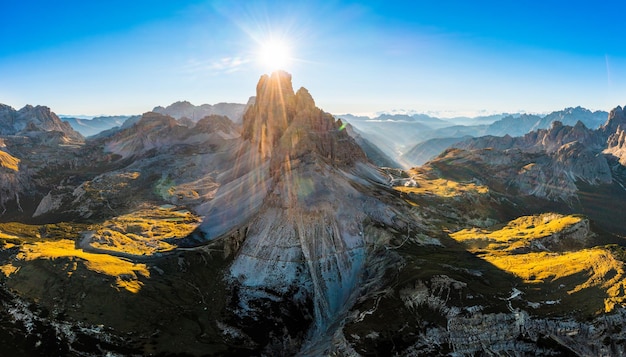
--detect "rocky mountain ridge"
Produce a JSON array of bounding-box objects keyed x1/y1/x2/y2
[
  {"x1": 1, "y1": 73, "x2": 626, "y2": 355},
  {"x1": 153, "y1": 99, "x2": 250, "y2": 123},
  {"x1": 0, "y1": 104, "x2": 84, "y2": 144},
  {"x1": 448, "y1": 118, "x2": 614, "y2": 201}
]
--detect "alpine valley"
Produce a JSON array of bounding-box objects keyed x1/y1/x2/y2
[{"x1": 3, "y1": 71, "x2": 626, "y2": 356}]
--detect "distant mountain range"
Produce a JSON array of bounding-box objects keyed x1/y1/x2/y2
[
  {"x1": 57, "y1": 102, "x2": 608, "y2": 167},
  {"x1": 61, "y1": 115, "x2": 138, "y2": 137},
  {"x1": 338, "y1": 106, "x2": 608, "y2": 167},
  {"x1": 58, "y1": 100, "x2": 250, "y2": 137},
  {"x1": 152, "y1": 100, "x2": 250, "y2": 123}
]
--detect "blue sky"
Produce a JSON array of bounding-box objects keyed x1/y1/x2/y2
[{"x1": 2, "y1": 1, "x2": 626, "y2": 117}]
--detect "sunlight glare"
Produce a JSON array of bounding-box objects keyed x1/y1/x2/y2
[{"x1": 258, "y1": 39, "x2": 292, "y2": 71}]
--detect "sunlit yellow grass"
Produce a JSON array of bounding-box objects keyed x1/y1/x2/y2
[
  {"x1": 0, "y1": 222, "x2": 40, "y2": 240},
  {"x1": 0, "y1": 232, "x2": 20, "y2": 240},
  {"x1": 450, "y1": 213, "x2": 582, "y2": 251},
  {"x1": 483, "y1": 248, "x2": 626, "y2": 312},
  {"x1": 13, "y1": 239, "x2": 149, "y2": 293},
  {"x1": 394, "y1": 178, "x2": 488, "y2": 198},
  {"x1": 1, "y1": 242, "x2": 16, "y2": 249},
  {"x1": 0, "y1": 150, "x2": 20, "y2": 171},
  {"x1": 89, "y1": 206, "x2": 200, "y2": 256},
  {"x1": 449, "y1": 213, "x2": 626, "y2": 312},
  {"x1": 0, "y1": 264, "x2": 19, "y2": 277}
]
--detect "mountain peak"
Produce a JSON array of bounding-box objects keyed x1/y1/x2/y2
[
  {"x1": 295, "y1": 86, "x2": 315, "y2": 109},
  {"x1": 601, "y1": 105, "x2": 626, "y2": 135},
  {"x1": 0, "y1": 103, "x2": 83, "y2": 142},
  {"x1": 257, "y1": 70, "x2": 295, "y2": 98},
  {"x1": 242, "y1": 71, "x2": 366, "y2": 165},
  {"x1": 242, "y1": 71, "x2": 295, "y2": 157}
]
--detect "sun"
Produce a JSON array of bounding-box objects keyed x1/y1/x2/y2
[{"x1": 258, "y1": 39, "x2": 292, "y2": 71}]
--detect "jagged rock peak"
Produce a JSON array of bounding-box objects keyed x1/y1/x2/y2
[
  {"x1": 152, "y1": 101, "x2": 194, "y2": 115},
  {"x1": 242, "y1": 71, "x2": 366, "y2": 166},
  {"x1": 242, "y1": 71, "x2": 295, "y2": 154},
  {"x1": 255, "y1": 70, "x2": 296, "y2": 104},
  {"x1": 136, "y1": 111, "x2": 179, "y2": 128},
  {"x1": 0, "y1": 103, "x2": 84, "y2": 142},
  {"x1": 574, "y1": 120, "x2": 587, "y2": 129},
  {"x1": 601, "y1": 105, "x2": 626, "y2": 135}
]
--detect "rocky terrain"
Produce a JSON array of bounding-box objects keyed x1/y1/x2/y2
[
  {"x1": 1, "y1": 72, "x2": 626, "y2": 356},
  {"x1": 0, "y1": 104, "x2": 83, "y2": 143}
]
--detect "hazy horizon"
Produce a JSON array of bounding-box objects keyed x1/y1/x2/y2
[
  {"x1": 6, "y1": 97, "x2": 611, "y2": 121},
  {"x1": 3, "y1": 1, "x2": 626, "y2": 117}
]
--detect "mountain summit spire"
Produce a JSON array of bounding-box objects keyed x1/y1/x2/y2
[
  {"x1": 242, "y1": 71, "x2": 366, "y2": 166},
  {"x1": 242, "y1": 71, "x2": 295, "y2": 157}
]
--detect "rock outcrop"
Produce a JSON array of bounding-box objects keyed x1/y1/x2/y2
[
  {"x1": 0, "y1": 150, "x2": 26, "y2": 214},
  {"x1": 0, "y1": 104, "x2": 84, "y2": 144},
  {"x1": 602, "y1": 106, "x2": 626, "y2": 165},
  {"x1": 601, "y1": 105, "x2": 626, "y2": 137},
  {"x1": 0, "y1": 104, "x2": 85, "y2": 217}
]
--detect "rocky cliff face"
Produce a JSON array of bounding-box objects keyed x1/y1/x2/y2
[
  {"x1": 601, "y1": 105, "x2": 626, "y2": 136},
  {"x1": 0, "y1": 150, "x2": 28, "y2": 214},
  {"x1": 602, "y1": 106, "x2": 626, "y2": 165},
  {"x1": 0, "y1": 104, "x2": 84, "y2": 144},
  {"x1": 242, "y1": 71, "x2": 365, "y2": 166}
]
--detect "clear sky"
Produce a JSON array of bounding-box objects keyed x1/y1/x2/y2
[{"x1": 2, "y1": 0, "x2": 626, "y2": 117}]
